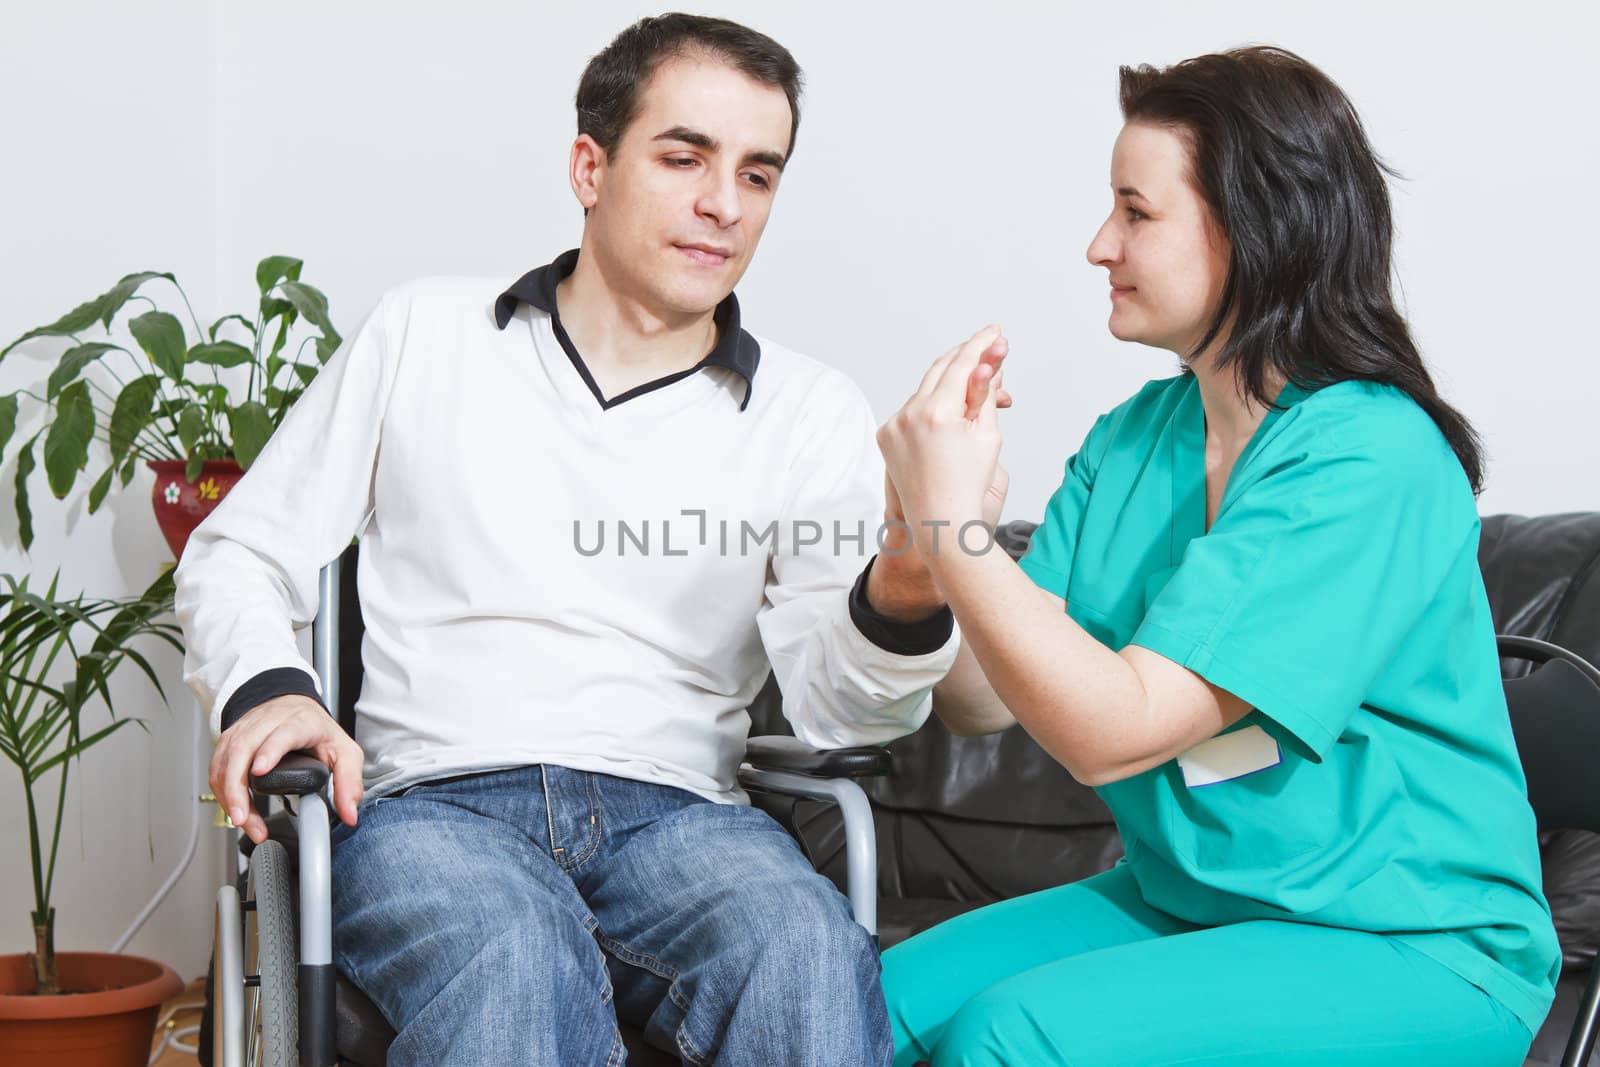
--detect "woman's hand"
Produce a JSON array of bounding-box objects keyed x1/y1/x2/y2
[{"x1": 878, "y1": 325, "x2": 1011, "y2": 562}]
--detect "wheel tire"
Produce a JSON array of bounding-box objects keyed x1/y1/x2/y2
[{"x1": 248, "y1": 840, "x2": 299, "y2": 1067}]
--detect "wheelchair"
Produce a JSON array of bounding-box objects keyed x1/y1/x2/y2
[{"x1": 206, "y1": 544, "x2": 895, "y2": 1066}]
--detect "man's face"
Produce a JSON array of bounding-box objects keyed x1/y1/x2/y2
[{"x1": 577, "y1": 53, "x2": 792, "y2": 318}]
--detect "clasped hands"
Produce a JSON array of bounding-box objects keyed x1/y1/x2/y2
[{"x1": 877, "y1": 325, "x2": 1012, "y2": 582}]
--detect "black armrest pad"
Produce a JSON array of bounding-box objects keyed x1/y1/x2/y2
[
  {"x1": 250, "y1": 751, "x2": 331, "y2": 796},
  {"x1": 743, "y1": 735, "x2": 892, "y2": 778}
]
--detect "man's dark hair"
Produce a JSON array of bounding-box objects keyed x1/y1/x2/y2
[
  {"x1": 1120, "y1": 46, "x2": 1484, "y2": 493},
  {"x1": 577, "y1": 13, "x2": 804, "y2": 161}
]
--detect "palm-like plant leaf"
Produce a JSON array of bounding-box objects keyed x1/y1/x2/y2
[{"x1": 0, "y1": 569, "x2": 181, "y2": 991}]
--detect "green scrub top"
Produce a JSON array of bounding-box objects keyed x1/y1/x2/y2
[{"x1": 1017, "y1": 372, "x2": 1559, "y2": 1035}]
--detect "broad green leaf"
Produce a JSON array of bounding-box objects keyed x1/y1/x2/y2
[
  {"x1": 259, "y1": 296, "x2": 296, "y2": 328},
  {"x1": 185, "y1": 453, "x2": 203, "y2": 482},
  {"x1": 277, "y1": 282, "x2": 337, "y2": 340},
  {"x1": 176, "y1": 403, "x2": 205, "y2": 457},
  {"x1": 42, "y1": 382, "x2": 93, "y2": 498},
  {"x1": 109, "y1": 375, "x2": 159, "y2": 462},
  {"x1": 47, "y1": 342, "x2": 124, "y2": 400},
  {"x1": 229, "y1": 401, "x2": 272, "y2": 470},
  {"x1": 255, "y1": 256, "x2": 303, "y2": 295},
  {"x1": 267, "y1": 317, "x2": 290, "y2": 362},
  {"x1": 118, "y1": 451, "x2": 137, "y2": 487},
  {"x1": 86, "y1": 467, "x2": 115, "y2": 514},
  {"x1": 93, "y1": 271, "x2": 176, "y2": 330},
  {"x1": 1, "y1": 301, "x2": 99, "y2": 358},
  {"x1": 209, "y1": 313, "x2": 256, "y2": 342},
  {"x1": 188, "y1": 341, "x2": 253, "y2": 369},
  {"x1": 15, "y1": 434, "x2": 37, "y2": 550},
  {"x1": 0, "y1": 394, "x2": 17, "y2": 456},
  {"x1": 293, "y1": 364, "x2": 318, "y2": 385},
  {"x1": 196, "y1": 384, "x2": 229, "y2": 407},
  {"x1": 316, "y1": 333, "x2": 340, "y2": 364},
  {"x1": 265, "y1": 387, "x2": 303, "y2": 409},
  {"x1": 265, "y1": 354, "x2": 283, "y2": 386},
  {"x1": 0, "y1": 271, "x2": 173, "y2": 359},
  {"x1": 128, "y1": 311, "x2": 187, "y2": 380}
]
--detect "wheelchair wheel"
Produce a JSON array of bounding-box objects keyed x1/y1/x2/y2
[{"x1": 247, "y1": 840, "x2": 299, "y2": 1067}]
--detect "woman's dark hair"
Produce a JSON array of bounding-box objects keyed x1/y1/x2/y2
[
  {"x1": 577, "y1": 13, "x2": 803, "y2": 160},
  {"x1": 1119, "y1": 46, "x2": 1484, "y2": 493}
]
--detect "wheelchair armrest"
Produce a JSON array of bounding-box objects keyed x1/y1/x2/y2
[
  {"x1": 250, "y1": 750, "x2": 331, "y2": 796},
  {"x1": 742, "y1": 735, "x2": 891, "y2": 778}
]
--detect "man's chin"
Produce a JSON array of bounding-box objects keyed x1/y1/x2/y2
[{"x1": 660, "y1": 269, "x2": 744, "y2": 315}]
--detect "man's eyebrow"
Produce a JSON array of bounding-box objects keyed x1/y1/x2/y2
[
  {"x1": 654, "y1": 125, "x2": 718, "y2": 151},
  {"x1": 653, "y1": 125, "x2": 788, "y2": 173},
  {"x1": 745, "y1": 149, "x2": 788, "y2": 172}
]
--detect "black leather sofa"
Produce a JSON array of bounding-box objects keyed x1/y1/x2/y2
[{"x1": 751, "y1": 511, "x2": 1600, "y2": 1064}]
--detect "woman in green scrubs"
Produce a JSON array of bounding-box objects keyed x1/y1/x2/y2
[{"x1": 875, "y1": 47, "x2": 1558, "y2": 1067}]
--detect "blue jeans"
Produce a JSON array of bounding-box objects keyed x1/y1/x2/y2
[{"x1": 329, "y1": 764, "x2": 890, "y2": 1066}]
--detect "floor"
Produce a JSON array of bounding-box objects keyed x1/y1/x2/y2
[{"x1": 149, "y1": 977, "x2": 206, "y2": 1066}]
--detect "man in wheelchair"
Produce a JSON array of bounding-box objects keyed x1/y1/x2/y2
[{"x1": 175, "y1": 14, "x2": 963, "y2": 1066}]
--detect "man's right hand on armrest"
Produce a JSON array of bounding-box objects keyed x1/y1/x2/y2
[{"x1": 209, "y1": 694, "x2": 365, "y2": 845}]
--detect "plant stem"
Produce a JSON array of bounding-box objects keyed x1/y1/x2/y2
[
  {"x1": 31, "y1": 909, "x2": 56, "y2": 995},
  {"x1": 248, "y1": 311, "x2": 265, "y2": 405},
  {"x1": 41, "y1": 732, "x2": 70, "y2": 926},
  {"x1": 168, "y1": 277, "x2": 207, "y2": 345},
  {"x1": 23, "y1": 629, "x2": 70, "y2": 914},
  {"x1": 84, "y1": 379, "x2": 183, "y2": 461},
  {"x1": 21, "y1": 770, "x2": 47, "y2": 930}
]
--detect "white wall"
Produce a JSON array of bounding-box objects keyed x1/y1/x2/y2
[{"x1": 2, "y1": 0, "x2": 1596, "y2": 980}]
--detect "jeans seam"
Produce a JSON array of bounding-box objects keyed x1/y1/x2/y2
[
  {"x1": 596, "y1": 930, "x2": 706, "y2": 1062},
  {"x1": 594, "y1": 930, "x2": 681, "y2": 983},
  {"x1": 666, "y1": 978, "x2": 692, "y2": 1016},
  {"x1": 564, "y1": 772, "x2": 604, "y2": 870},
  {"x1": 675, "y1": 1022, "x2": 710, "y2": 1066},
  {"x1": 539, "y1": 764, "x2": 561, "y2": 865}
]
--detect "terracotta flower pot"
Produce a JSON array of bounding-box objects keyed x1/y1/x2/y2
[
  {"x1": 148, "y1": 459, "x2": 245, "y2": 561},
  {"x1": 0, "y1": 951, "x2": 183, "y2": 1067}
]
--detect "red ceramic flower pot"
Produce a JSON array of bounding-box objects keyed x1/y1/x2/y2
[
  {"x1": 0, "y1": 951, "x2": 184, "y2": 1067},
  {"x1": 148, "y1": 459, "x2": 245, "y2": 561}
]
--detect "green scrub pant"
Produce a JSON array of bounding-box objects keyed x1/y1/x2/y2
[{"x1": 881, "y1": 865, "x2": 1533, "y2": 1067}]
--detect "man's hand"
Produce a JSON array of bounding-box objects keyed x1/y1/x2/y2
[{"x1": 209, "y1": 694, "x2": 365, "y2": 844}]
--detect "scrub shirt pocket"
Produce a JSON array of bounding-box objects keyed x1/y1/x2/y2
[{"x1": 1162, "y1": 717, "x2": 1337, "y2": 873}]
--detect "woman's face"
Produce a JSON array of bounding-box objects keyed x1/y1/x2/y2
[{"x1": 1086, "y1": 122, "x2": 1231, "y2": 359}]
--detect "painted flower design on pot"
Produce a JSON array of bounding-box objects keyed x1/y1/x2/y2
[{"x1": 162, "y1": 482, "x2": 180, "y2": 505}]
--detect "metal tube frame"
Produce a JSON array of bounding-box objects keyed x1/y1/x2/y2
[
  {"x1": 738, "y1": 766, "x2": 878, "y2": 941},
  {"x1": 213, "y1": 884, "x2": 244, "y2": 1067}
]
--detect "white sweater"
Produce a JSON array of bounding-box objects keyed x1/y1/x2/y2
[{"x1": 174, "y1": 271, "x2": 957, "y2": 803}]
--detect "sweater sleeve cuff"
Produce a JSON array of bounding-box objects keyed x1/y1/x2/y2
[
  {"x1": 219, "y1": 667, "x2": 327, "y2": 733},
  {"x1": 847, "y1": 555, "x2": 955, "y2": 656}
]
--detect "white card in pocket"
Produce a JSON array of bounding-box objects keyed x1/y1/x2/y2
[{"x1": 1176, "y1": 724, "x2": 1281, "y2": 788}]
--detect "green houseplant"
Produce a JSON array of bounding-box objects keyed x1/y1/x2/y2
[
  {"x1": 0, "y1": 569, "x2": 186, "y2": 1064},
  {"x1": 0, "y1": 257, "x2": 341, "y2": 553}
]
